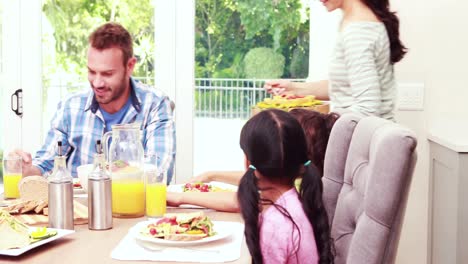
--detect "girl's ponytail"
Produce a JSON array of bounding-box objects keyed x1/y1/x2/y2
[
  {"x1": 300, "y1": 165, "x2": 334, "y2": 264},
  {"x1": 237, "y1": 168, "x2": 263, "y2": 263}
]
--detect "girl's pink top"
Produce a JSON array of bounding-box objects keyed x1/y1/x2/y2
[{"x1": 260, "y1": 188, "x2": 319, "y2": 264}]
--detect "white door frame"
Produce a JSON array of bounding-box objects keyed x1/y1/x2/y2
[
  {"x1": 1, "y1": 0, "x2": 42, "y2": 153},
  {"x1": 154, "y1": 0, "x2": 195, "y2": 183}
]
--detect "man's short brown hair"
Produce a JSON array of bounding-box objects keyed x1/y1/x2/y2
[{"x1": 88, "y1": 22, "x2": 133, "y2": 65}]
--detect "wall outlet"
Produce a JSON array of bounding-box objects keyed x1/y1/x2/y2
[{"x1": 397, "y1": 82, "x2": 425, "y2": 111}]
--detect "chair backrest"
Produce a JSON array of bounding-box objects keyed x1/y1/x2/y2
[
  {"x1": 323, "y1": 112, "x2": 362, "y2": 224},
  {"x1": 327, "y1": 116, "x2": 417, "y2": 264}
]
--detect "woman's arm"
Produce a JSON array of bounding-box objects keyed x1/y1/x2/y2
[
  {"x1": 264, "y1": 79, "x2": 330, "y2": 100},
  {"x1": 291, "y1": 80, "x2": 330, "y2": 100},
  {"x1": 166, "y1": 191, "x2": 239, "y2": 212}
]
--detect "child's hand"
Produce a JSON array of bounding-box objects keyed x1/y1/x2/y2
[
  {"x1": 189, "y1": 171, "x2": 213, "y2": 183},
  {"x1": 166, "y1": 192, "x2": 183, "y2": 207}
]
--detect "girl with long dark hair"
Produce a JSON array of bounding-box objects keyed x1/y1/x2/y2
[
  {"x1": 265, "y1": 0, "x2": 406, "y2": 121},
  {"x1": 166, "y1": 110, "x2": 339, "y2": 214},
  {"x1": 237, "y1": 109, "x2": 333, "y2": 264}
]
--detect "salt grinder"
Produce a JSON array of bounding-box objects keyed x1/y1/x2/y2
[
  {"x1": 88, "y1": 140, "x2": 113, "y2": 230},
  {"x1": 48, "y1": 141, "x2": 74, "y2": 230}
]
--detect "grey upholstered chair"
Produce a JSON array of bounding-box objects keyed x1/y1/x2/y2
[
  {"x1": 323, "y1": 115, "x2": 417, "y2": 264},
  {"x1": 323, "y1": 112, "x2": 362, "y2": 224}
]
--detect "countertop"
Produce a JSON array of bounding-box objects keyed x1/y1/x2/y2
[{"x1": 427, "y1": 119, "x2": 468, "y2": 152}]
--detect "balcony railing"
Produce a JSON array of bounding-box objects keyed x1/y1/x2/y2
[
  {"x1": 195, "y1": 78, "x2": 271, "y2": 119},
  {"x1": 43, "y1": 77, "x2": 305, "y2": 120}
]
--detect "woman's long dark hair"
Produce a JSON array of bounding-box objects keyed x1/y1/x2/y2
[
  {"x1": 362, "y1": 0, "x2": 407, "y2": 63},
  {"x1": 237, "y1": 109, "x2": 333, "y2": 264},
  {"x1": 289, "y1": 109, "x2": 339, "y2": 176}
]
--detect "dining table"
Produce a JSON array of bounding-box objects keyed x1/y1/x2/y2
[{"x1": 0, "y1": 196, "x2": 250, "y2": 264}]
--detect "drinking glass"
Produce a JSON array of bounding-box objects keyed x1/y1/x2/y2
[
  {"x1": 145, "y1": 154, "x2": 167, "y2": 218},
  {"x1": 3, "y1": 154, "x2": 23, "y2": 199}
]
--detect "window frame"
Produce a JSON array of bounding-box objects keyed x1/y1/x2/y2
[
  {"x1": 1, "y1": 0, "x2": 195, "y2": 183},
  {"x1": 1, "y1": 0, "x2": 42, "y2": 153}
]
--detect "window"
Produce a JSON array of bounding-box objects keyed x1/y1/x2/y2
[
  {"x1": 41, "y1": 0, "x2": 158, "y2": 138},
  {"x1": 192, "y1": 0, "x2": 312, "y2": 175},
  {"x1": 0, "y1": 0, "x2": 339, "y2": 183},
  {"x1": 308, "y1": 1, "x2": 341, "y2": 81}
]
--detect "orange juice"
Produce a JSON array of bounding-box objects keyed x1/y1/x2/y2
[
  {"x1": 112, "y1": 180, "x2": 145, "y2": 217},
  {"x1": 4, "y1": 173, "x2": 22, "y2": 199},
  {"x1": 146, "y1": 183, "x2": 167, "y2": 217}
]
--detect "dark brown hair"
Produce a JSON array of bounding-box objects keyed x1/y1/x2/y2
[
  {"x1": 362, "y1": 0, "x2": 407, "y2": 63},
  {"x1": 289, "y1": 109, "x2": 339, "y2": 176},
  {"x1": 88, "y1": 22, "x2": 133, "y2": 65},
  {"x1": 237, "y1": 109, "x2": 333, "y2": 264}
]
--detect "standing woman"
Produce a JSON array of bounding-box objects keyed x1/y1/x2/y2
[{"x1": 265, "y1": 0, "x2": 407, "y2": 121}]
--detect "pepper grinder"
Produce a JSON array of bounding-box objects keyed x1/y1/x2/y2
[
  {"x1": 88, "y1": 140, "x2": 113, "y2": 230},
  {"x1": 48, "y1": 141, "x2": 74, "y2": 230}
]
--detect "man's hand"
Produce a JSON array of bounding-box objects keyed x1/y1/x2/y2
[
  {"x1": 264, "y1": 79, "x2": 293, "y2": 95},
  {"x1": 9, "y1": 149, "x2": 42, "y2": 176}
]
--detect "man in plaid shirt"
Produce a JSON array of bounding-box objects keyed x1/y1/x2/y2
[{"x1": 17, "y1": 22, "x2": 176, "y2": 183}]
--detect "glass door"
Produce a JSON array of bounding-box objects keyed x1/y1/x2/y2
[
  {"x1": 39, "y1": 0, "x2": 194, "y2": 183},
  {"x1": 192, "y1": 0, "x2": 312, "y2": 175}
]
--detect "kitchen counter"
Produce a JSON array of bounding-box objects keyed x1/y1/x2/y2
[
  {"x1": 427, "y1": 119, "x2": 468, "y2": 152},
  {"x1": 427, "y1": 119, "x2": 468, "y2": 263}
]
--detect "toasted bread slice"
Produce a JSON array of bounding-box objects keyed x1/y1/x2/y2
[
  {"x1": 163, "y1": 211, "x2": 204, "y2": 223},
  {"x1": 19, "y1": 200, "x2": 38, "y2": 214},
  {"x1": 34, "y1": 200, "x2": 48, "y2": 214},
  {"x1": 164, "y1": 233, "x2": 207, "y2": 241},
  {"x1": 5, "y1": 200, "x2": 28, "y2": 214},
  {"x1": 19, "y1": 176, "x2": 48, "y2": 202}
]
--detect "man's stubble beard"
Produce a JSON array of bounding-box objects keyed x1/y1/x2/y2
[{"x1": 94, "y1": 75, "x2": 128, "y2": 105}]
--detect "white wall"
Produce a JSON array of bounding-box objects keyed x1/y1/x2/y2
[{"x1": 394, "y1": 0, "x2": 468, "y2": 263}]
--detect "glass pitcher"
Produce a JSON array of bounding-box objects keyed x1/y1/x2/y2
[{"x1": 102, "y1": 123, "x2": 145, "y2": 218}]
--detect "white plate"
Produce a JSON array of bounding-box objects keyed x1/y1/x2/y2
[
  {"x1": 132, "y1": 220, "x2": 234, "y2": 247},
  {"x1": 167, "y1": 181, "x2": 238, "y2": 193},
  {"x1": 0, "y1": 228, "x2": 75, "y2": 256}
]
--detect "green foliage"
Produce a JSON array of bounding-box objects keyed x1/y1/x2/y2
[
  {"x1": 236, "y1": 0, "x2": 302, "y2": 52},
  {"x1": 42, "y1": 0, "x2": 310, "y2": 81},
  {"x1": 244, "y1": 47, "x2": 285, "y2": 79},
  {"x1": 289, "y1": 46, "x2": 309, "y2": 78},
  {"x1": 289, "y1": 31, "x2": 309, "y2": 78},
  {"x1": 42, "y1": 0, "x2": 155, "y2": 78},
  {"x1": 195, "y1": 0, "x2": 309, "y2": 78}
]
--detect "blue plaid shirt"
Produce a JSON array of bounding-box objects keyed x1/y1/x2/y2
[{"x1": 33, "y1": 78, "x2": 176, "y2": 183}]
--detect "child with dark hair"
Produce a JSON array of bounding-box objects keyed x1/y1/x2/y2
[
  {"x1": 166, "y1": 110, "x2": 339, "y2": 215},
  {"x1": 289, "y1": 109, "x2": 339, "y2": 176},
  {"x1": 238, "y1": 109, "x2": 332, "y2": 264}
]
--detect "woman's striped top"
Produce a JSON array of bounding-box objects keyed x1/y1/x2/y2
[{"x1": 329, "y1": 22, "x2": 396, "y2": 121}]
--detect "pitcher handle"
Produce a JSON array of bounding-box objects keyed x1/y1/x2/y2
[{"x1": 102, "y1": 131, "x2": 113, "y2": 163}]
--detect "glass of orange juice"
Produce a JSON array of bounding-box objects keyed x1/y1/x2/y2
[
  {"x1": 3, "y1": 154, "x2": 23, "y2": 199},
  {"x1": 145, "y1": 155, "x2": 167, "y2": 218}
]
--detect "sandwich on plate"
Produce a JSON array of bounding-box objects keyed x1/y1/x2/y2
[
  {"x1": 141, "y1": 211, "x2": 215, "y2": 241},
  {"x1": 0, "y1": 210, "x2": 30, "y2": 250}
]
